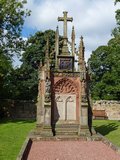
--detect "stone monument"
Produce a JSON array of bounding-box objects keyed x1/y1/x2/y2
[{"x1": 36, "y1": 11, "x2": 92, "y2": 137}]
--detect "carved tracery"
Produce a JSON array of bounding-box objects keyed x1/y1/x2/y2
[{"x1": 54, "y1": 78, "x2": 78, "y2": 94}]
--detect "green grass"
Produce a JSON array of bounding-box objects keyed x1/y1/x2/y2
[
  {"x1": 0, "y1": 120, "x2": 120, "y2": 160},
  {"x1": 93, "y1": 120, "x2": 120, "y2": 147},
  {"x1": 0, "y1": 120, "x2": 35, "y2": 160}
]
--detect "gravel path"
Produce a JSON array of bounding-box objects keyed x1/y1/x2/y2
[{"x1": 27, "y1": 141, "x2": 120, "y2": 160}]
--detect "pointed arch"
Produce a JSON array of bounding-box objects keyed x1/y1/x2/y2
[{"x1": 54, "y1": 78, "x2": 78, "y2": 94}]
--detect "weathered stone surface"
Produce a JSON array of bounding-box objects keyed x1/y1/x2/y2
[
  {"x1": 0, "y1": 99, "x2": 36, "y2": 120},
  {"x1": 93, "y1": 100, "x2": 120, "y2": 120},
  {"x1": 54, "y1": 94, "x2": 76, "y2": 121},
  {"x1": 36, "y1": 11, "x2": 91, "y2": 137},
  {"x1": 81, "y1": 106, "x2": 88, "y2": 126}
]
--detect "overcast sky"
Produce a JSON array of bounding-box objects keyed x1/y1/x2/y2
[{"x1": 16, "y1": 0, "x2": 119, "y2": 65}]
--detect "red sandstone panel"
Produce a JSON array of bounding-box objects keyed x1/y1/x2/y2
[{"x1": 51, "y1": 77, "x2": 81, "y2": 122}]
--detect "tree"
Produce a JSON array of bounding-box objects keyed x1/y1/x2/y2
[
  {"x1": 112, "y1": 0, "x2": 120, "y2": 36},
  {"x1": 0, "y1": 50, "x2": 13, "y2": 98},
  {"x1": 88, "y1": 0, "x2": 120, "y2": 100},
  {"x1": 0, "y1": 0, "x2": 30, "y2": 99},
  {"x1": 88, "y1": 37, "x2": 120, "y2": 100},
  {"x1": 22, "y1": 30, "x2": 56, "y2": 68},
  {"x1": 10, "y1": 30, "x2": 57, "y2": 100},
  {"x1": 0, "y1": 0, "x2": 30, "y2": 56}
]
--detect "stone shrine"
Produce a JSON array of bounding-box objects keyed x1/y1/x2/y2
[{"x1": 36, "y1": 11, "x2": 92, "y2": 137}]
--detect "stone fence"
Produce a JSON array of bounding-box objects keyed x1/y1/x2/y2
[
  {"x1": 0, "y1": 99, "x2": 120, "y2": 120},
  {"x1": 92, "y1": 100, "x2": 120, "y2": 120},
  {"x1": 0, "y1": 99, "x2": 36, "y2": 120}
]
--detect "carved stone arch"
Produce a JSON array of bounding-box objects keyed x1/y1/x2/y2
[
  {"x1": 54, "y1": 78, "x2": 78, "y2": 94},
  {"x1": 55, "y1": 96, "x2": 63, "y2": 102},
  {"x1": 66, "y1": 96, "x2": 74, "y2": 102}
]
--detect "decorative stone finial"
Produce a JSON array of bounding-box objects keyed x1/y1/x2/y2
[
  {"x1": 55, "y1": 26, "x2": 59, "y2": 68},
  {"x1": 71, "y1": 26, "x2": 75, "y2": 56},
  {"x1": 44, "y1": 38, "x2": 50, "y2": 78},
  {"x1": 79, "y1": 36, "x2": 85, "y2": 60},
  {"x1": 45, "y1": 38, "x2": 49, "y2": 62},
  {"x1": 78, "y1": 36, "x2": 85, "y2": 72}
]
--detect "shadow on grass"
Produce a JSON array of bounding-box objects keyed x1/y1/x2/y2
[
  {"x1": 94, "y1": 123, "x2": 119, "y2": 136},
  {"x1": 0, "y1": 119, "x2": 36, "y2": 124}
]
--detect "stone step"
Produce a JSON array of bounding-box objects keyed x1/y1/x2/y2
[
  {"x1": 55, "y1": 128, "x2": 79, "y2": 136},
  {"x1": 54, "y1": 124, "x2": 79, "y2": 129},
  {"x1": 54, "y1": 124, "x2": 79, "y2": 136},
  {"x1": 55, "y1": 135, "x2": 87, "y2": 141},
  {"x1": 55, "y1": 127, "x2": 79, "y2": 131},
  {"x1": 55, "y1": 131, "x2": 78, "y2": 136}
]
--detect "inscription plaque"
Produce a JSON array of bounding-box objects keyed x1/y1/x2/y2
[{"x1": 59, "y1": 58, "x2": 73, "y2": 70}]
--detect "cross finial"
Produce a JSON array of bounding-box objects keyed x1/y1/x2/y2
[{"x1": 58, "y1": 11, "x2": 73, "y2": 39}]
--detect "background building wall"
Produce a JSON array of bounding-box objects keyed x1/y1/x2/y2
[
  {"x1": 93, "y1": 100, "x2": 120, "y2": 120},
  {"x1": 0, "y1": 99, "x2": 36, "y2": 120}
]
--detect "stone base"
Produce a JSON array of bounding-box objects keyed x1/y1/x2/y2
[
  {"x1": 79, "y1": 128, "x2": 91, "y2": 137},
  {"x1": 30, "y1": 126, "x2": 53, "y2": 138},
  {"x1": 53, "y1": 124, "x2": 79, "y2": 136},
  {"x1": 30, "y1": 123, "x2": 93, "y2": 138}
]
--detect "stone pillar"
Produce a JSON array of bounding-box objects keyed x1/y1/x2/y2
[
  {"x1": 55, "y1": 26, "x2": 59, "y2": 68},
  {"x1": 71, "y1": 26, "x2": 75, "y2": 56},
  {"x1": 80, "y1": 80, "x2": 89, "y2": 130},
  {"x1": 40, "y1": 77, "x2": 52, "y2": 136},
  {"x1": 36, "y1": 67, "x2": 45, "y2": 128},
  {"x1": 81, "y1": 103, "x2": 88, "y2": 127}
]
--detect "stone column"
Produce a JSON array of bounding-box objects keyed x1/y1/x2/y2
[
  {"x1": 55, "y1": 26, "x2": 59, "y2": 68},
  {"x1": 42, "y1": 77, "x2": 53, "y2": 136},
  {"x1": 36, "y1": 67, "x2": 45, "y2": 128},
  {"x1": 80, "y1": 80, "x2": 89, "y2": 132}
]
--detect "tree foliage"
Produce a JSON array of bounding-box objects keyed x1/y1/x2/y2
[
  {"x1": 9, "y1": 30, "x2": 56, "y2": 100},
  {"x1": 22, "y1": 30, "x2": 56, "y2": 68},
  {"x1": 113, "y1": 0, "x2": 120, "y2": 36},
  {"x1": 0, "y1": 0, "x2": 30, "y2": 55},
  {"x1": 0, "y1": 0, "x2": 30, "y2": 99},
  {"x1": 88, "y1": 37, "x2": 120, "y2": 100},
  {"x1": 0, "y1": 50, "x2": 13, "y2": 99},
  {"x1": 88, "y1": 0, "x2": 120, "y2": 100}
]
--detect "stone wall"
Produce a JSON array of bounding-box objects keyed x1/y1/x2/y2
[
  {"x1": 0, "y1": 99, "x2": 36, "y2": 120},
  {"x1": 93, "y1": 100, "x2": 120, "y2": 120},
  {"x1": 1, "y1": 99, "x2": 120, "y2": 120}
]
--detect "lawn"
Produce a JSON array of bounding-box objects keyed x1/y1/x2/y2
[
  {"x1": 0, "y1": 120, "x2": 120, "y2": 160},
  {"x1": 93, "y1": 120, "x2": 120, "y2": 147},
  {"x1": 0, "y1": 120, "x2": 35, "y2": 160}
]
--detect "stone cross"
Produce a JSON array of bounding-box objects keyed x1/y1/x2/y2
[{"x1": 58, "y1": 11, "x2": 73, "y2": 38}]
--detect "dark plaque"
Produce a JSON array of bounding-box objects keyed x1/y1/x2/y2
[{"x1": 59, "y1": 58, "x2": 73, "y2": 70}]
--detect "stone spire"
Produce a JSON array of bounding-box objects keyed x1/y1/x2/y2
[
  {"x1": 78, "y1": 36, "x2": 85, "y2": 72},
  {"x1": 71, "y1": 26, "x2": 75, "y2": 56},
  {"x1": 44, "y1": 38, "x2": 50, "y2": 78},
  {"x1": 55, "y1": 26, "x2": 59, "y2": 68},
  {"x1": 58, "y1": 11, "x2": 73, "y2": 55}
]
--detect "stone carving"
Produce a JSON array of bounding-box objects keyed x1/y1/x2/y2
[
  {"x1": 56, "y1": 96, "x2": 63, "y2": 102},
  {"x1": 53, "y1": 72, "x2": 82, "y2": 77},
  {"x1": 54, "y1": 78, "x2": 78, "y2": 94},
  {"x1": 45, "y1": 78, "x2": 51, "y2": 102},
  {"x1": 58, "y1": 11, "x2": 73, "y2": 54},
  {"x1": 81, "y1": 80, "x2": 86, "y2": 95},
  {"x1": 66, "y1": 96, "x2": 74, "y2": 102},
  {"x1": 81, "y1": 80, "x2": 87, "y2": 102},
  {"x1": 45, "y1": 79, "x2": 51, "y2": 93},
  {"x1": 45, "y1": 95, "x2": 51, "y2": 103},
  {"x1": 81, "y1": 95, "x2": 87, "y2": 103}
]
